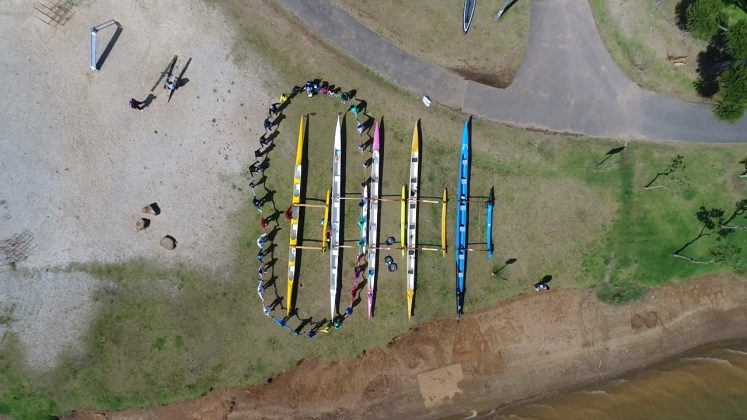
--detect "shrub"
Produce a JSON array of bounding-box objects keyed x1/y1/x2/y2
[
  {"x1": 686, "y1": 0, "x2": 727, "y2": 40},
  {"x1": 596, "y1": 281, "x2": 648, "y2": 304},
  {"x1": 725, "y1": 19, "x2": 747, "y2": 60},
  {"x1": 713, "y1": 64, "x2": 747, "y2": 122}
]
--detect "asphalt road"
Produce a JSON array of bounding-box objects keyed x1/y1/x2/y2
[{"x1": 280, "y1": 0, "x2": 747, "y2": 142}]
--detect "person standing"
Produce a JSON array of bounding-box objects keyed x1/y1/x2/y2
[
  {"x1": 129, "y1": 98, "x2": 145, "y2": 111},
  {"x1": 253, "y1": 197, "x2": 263, "y2": 213},
  {"x1": 268, "y1": 103, "x2": 280, "y2": 116},
  {"x1": 249, "y1": 179, "x2": 258, "y2": 196},
  {"x1": 350, "y1": 103, "x2": 360, "y2": 120}
]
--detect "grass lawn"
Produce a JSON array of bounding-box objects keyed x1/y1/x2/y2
[
  {"x1": 329, "y1": 0, "x2": 531, "y2": 87},
  {"x1": 588, "y1": 0, "x2": 709, "y2": 103},
  {"x1": 3, "y1": 0, "x2": 747, "y2": 418}
]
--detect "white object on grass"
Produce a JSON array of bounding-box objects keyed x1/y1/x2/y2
[{"x1": 422, "y1": 96, "x2": 432, "y2": 107}]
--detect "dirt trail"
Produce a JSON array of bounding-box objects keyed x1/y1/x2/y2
[{"x1": 67, "y1": 275, "x2": 747, "y2": 419}]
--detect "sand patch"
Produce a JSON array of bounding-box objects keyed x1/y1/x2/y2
[
  {"x1": 0, "y1": 0, "x2": 271, "y2": 369},
  {"x1": 0, "y1": 0, "x2": 269, "y2": 271},
  {"x1": 417, "y1": 363, "x2": 465, "y2": 408},
  {"x1": 0, "y1": 269, "x2": 100, "y2": 369}
]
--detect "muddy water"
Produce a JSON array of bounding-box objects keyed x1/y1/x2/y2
[{"x1": 490, "y1": 340, "x2": 747, "y2": 420}]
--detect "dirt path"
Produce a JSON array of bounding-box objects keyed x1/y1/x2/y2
[{"x1": 67, "y1": 275, "x2": 747, "y2": 419}]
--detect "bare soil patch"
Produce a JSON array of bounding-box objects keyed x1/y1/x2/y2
[{"x1": 68, "y1": 275, "x2": 747, "y2": 419}]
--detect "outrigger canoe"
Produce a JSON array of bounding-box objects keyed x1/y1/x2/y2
[
  {"x1": 330, "y1": 115, "x2": 343, "y2": 320},
  {"x1": 455, "y1": 118, "x2": 471, "y2": 320},
  {"x1": 367, "y1": 120, "x2": 382, "y2": 318},
  {"x1": 406, "y1": 120, "x2": 420, "y2": 320},
  {"x1": 464, "y1": 0, "x2": 476, "y2": 33},
  {"x1": 287, "y1": 115, "x2": 305, "y2": 315},
  {"x1": 486, "y1": 186, "x2": 494, "y2": 260},
  {"x1": 358, "y1": 184, "x2": 368, "y2": 255}
]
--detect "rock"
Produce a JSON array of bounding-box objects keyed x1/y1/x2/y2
[
  {"x1": 135, "y1": 218, "x2": 150, "y2": 231},
  {"x1": 160, "y1": 235, "x2": 177, "y2": 250}
]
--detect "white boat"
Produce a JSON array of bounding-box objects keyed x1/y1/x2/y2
[
  {"x1": 329, "y1": 115, "x2": 343, "y2": 320},
  {"x1": 406, "y1": 120, "x2": 420, "y2": 320},
  {"x1": 359, "y1": 182, "x2": 369, "y2": 255},
  {"x1": 367, "y1": 120, "x2": 381, "y2": 318}
]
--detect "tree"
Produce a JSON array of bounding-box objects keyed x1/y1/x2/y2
[
  {"x1": 674, "y1": 199, "x2": 747, "y2": 262},
  {"x1": 713, "y1": 64, "x2": 747, "y2": 122},
  {"x1": 643, "y1": 155, "x2": 684, "y2": 189},
  {"x1": 726, "y1": 19, "x2": 747, "y2": 60},
  {"x1": 686, "y1": 0, "x2": 726, "y2": 40}
]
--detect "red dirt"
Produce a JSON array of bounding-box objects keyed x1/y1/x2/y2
[{"x1": 66, "y1": 275, "x2": 747, "y2": 419}]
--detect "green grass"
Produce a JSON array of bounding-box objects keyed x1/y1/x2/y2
[
  {"x1": 329, "y1": 0, "x2": 530, "y2": 86},
  {"x1": 588, "y1": 0, "x2": 707, "y2": 103},
  {"x1": 591, "y1": 145, "x2": 747, "y2": 301},
  {"x1": 4, "y1": 1, "x2": 747, "y2": 418},
  {"x1": 0, "y1": 337, "x2": 59, "y2": 420}
]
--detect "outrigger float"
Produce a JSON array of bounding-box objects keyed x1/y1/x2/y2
[
  {"x1": 486, "y1": 186, "x2": 495, "y2": 260},
  {"x1": 367, "y1": 120, "x2": 382, "y2": 318},
  {"x1": 406, "y1": 120, "x2": 420, "y2": 320},
  {"x1": 286, "y1": 115, "x2": 305, "y2": 315},
  {"x1": 455, "y1": 118, "x2": 471, "y2": 320},
  {"x1": 329, "y1": 115, "x2": 343, "y2": 320}
]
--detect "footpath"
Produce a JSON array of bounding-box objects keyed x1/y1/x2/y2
[{"x1": 280, "y1": 0, "x2": 747, "y2": 142}]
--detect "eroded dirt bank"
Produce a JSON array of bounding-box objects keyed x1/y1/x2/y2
[{"x1": 67, "y1": 275, "x2": 747, "y2": 419}]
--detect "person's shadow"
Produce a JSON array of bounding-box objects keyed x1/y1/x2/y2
[{"x1": 142, "y1": 94, "x2": 157, "y2": 109}]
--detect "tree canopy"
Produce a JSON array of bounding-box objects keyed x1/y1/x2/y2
[
  {"x1": 686, "y1": 0, "x2": 727, "y2": 40},
  {"x1": 714, "y1": 64, "x2": 747, "y2": 122},
  {"x1": 726, "y1": 19, "x2": 747, "y2": 60}
]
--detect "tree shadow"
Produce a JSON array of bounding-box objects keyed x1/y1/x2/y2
[
  {"x1": 695, "y1": 37, "x2": 728, "y2": 98},
  {"x1": 597, "y1": 146, "x2": 626, "y2": 166}
]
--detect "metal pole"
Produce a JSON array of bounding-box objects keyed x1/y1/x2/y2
[{"x1": 90, "y1": 28, "x2": 98, "y2": 70}]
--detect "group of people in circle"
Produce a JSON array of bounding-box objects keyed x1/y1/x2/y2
[{"x1": 251, "y1": 79, "x2": 375, "y2": 338}]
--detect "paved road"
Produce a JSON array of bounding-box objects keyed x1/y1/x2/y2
[{"x1": 280, "y1": 0, "x2": 747, "y2": 142}]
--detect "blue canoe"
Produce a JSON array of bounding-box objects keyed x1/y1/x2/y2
[
  {"x1": 464, "y1": 0, "x2": 476, "y2": 33},
  {"x1": 455, "y1": 118, "x2": 471, "y2": 320}
]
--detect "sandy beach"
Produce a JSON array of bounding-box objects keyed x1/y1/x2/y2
[{"x1": 65, "y1": 274, "x2": 747, "y2": 419}]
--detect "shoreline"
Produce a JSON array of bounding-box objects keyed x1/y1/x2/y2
[
  {"x1": 485, "y1": 337, "x2": 747, "y2": 419},
  {"x1": 67, "y1": 275, "x2": 747, "y2": 419}
]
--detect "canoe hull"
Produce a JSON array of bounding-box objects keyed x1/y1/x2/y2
[
  {"x1": 287, "y1": 116, "x2": 305, "y2": 315},
  {"x1": 367, "y1": 120, "x2": 382, "y2": 318},
  {"x1": 330, "y1": 115, "x2": 343, "y2": 320},
  {"x1": 486, "y1": 186, "x2": 494, "y2": 260},
  {"x1": 455, "y1": 118, "x2": 471, "y2": 320},
  {"x1": 406, "y1": 120, "x2": 420, "y2": 320},
  {"x1": 463, "y1": 0, "x2": 476, "y2": 33}
]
